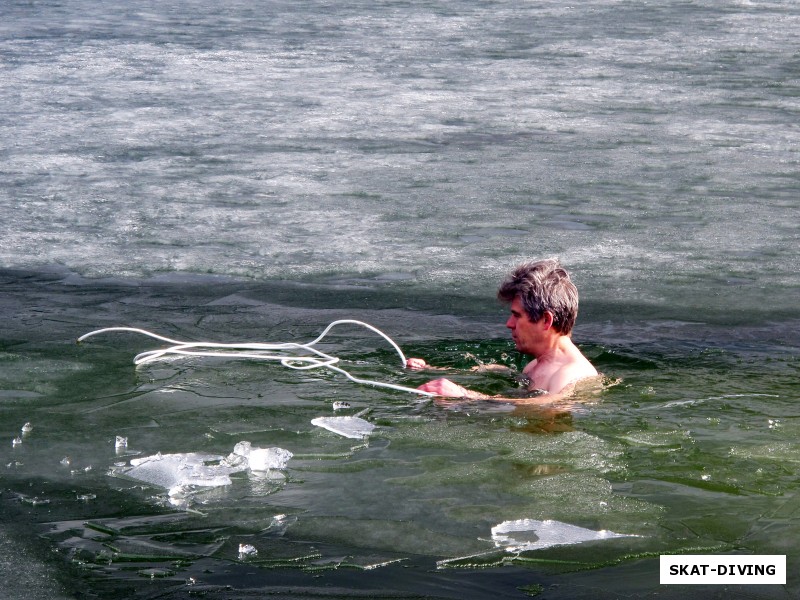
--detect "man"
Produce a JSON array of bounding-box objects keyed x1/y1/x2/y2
[{"x1": 408, "y1": 259, "x2": 598, "y2": 402}]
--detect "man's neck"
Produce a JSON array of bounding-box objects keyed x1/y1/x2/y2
[{"x1": 532, "y1": 334, "x2": 571, "y2": 363}]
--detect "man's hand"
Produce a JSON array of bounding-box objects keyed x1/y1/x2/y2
[
  {"x1": 416, "y1": 377, "x2": 476, "y2": 398},
  {"x1": 405, "y1": 357, "x2": 428, "y2": 370}
]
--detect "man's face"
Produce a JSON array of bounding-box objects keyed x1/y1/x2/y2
[{"x1": 505, "y1": 296, "x2": 542, "y2": 355}]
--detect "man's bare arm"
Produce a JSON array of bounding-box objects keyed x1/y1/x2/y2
[
  {"x1": 415, "y1": 377, "x2": 559, "y2": 405},
  {"x1": 407, "y1": 358, "x2": 517, "y2": 375}
]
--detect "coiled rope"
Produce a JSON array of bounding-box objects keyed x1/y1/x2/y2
[{"x1": 77, "y1": 320, "x2": 434, "y2": 396}]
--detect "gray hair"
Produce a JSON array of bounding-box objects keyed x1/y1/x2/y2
[{"x1": 496, "y1": 259, "x2": 579, "y2": 335}]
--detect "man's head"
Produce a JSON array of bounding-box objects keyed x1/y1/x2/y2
[{"x1": 497, "y1": 259, "x2": 579, "y2": 335}]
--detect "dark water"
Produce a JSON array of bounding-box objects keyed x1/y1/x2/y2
[{"x1": 2, "y1": 0, "x2": 799, "y2": 597}]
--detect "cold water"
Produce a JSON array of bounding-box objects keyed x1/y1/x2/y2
[{"x1": 1, "y1": 0, "x2": 798, "y2": 598}]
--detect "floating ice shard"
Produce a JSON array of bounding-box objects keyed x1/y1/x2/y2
[
  {"x1": 232, "y1": 441, "x2": 252, "y2": 455},
  {"x1": 221, "y1": 441, "x2": 293, "y2": 471},
  {"x1": 490, "y1": 519, "x2": 636, "y2": 552},
  {"x1": 20, "y1": 495, "x2": 50, "y2": 506},
  {"x1": 221, "y1": 441, "x2": 252, "y2": 469},
  {"x1": 311, "y1": 416, "x2": 376, "y2": 439},
  {"x1": 248, "y1": 447, "x2": 293, "y2": 471}
]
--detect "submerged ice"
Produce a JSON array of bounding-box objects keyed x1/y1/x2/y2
[{"x1": 114, "y1": 441, "x2": 292, "y2": 498}]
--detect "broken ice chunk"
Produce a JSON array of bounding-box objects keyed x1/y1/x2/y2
[
  {"x1": 232, "y1": 441, "x2": 252, "y2": 456},
  {"x1": 248, "y1": 447, "x2": 293, "y2": 471},
  {"x1": 490, "y1": 519, "x2": 637, "y2": 552},
  {"x1": 115, "y1": 442, "x2": 293, "y2": 496},
  {"x1": 220, "y1": 441, "x2": 252, "y2": 469},
  {"x1": 123, "y1": 452, "x2": 233, "y2": 491},
  {"x1": 311, "y1": 416, "x2": 375, "y2": 439},
  {"x1": 332, "y1": 401, "x2": 351, "y2": 411}
]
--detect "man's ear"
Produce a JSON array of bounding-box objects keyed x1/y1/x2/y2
[{"x1": 541, "y1": 311, "x2": 554, "y2": 330}]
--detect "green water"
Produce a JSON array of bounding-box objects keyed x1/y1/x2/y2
[{"x1": 1, "y1": 272, "x2": 797, "y2": 598}]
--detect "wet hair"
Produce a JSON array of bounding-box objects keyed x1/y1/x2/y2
[{"x1": 497, "y1": 259, "x2": 579, "y2": 335}]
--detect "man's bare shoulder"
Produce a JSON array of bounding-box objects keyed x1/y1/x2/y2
[{"x1": 534, "y1": 356, "x2": 598, "y2": 396}]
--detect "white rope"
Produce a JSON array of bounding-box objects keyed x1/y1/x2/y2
[{"x1": 78, "y1": 320, "x2": 434, "y2": 397}]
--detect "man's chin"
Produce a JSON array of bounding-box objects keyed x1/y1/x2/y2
[{"x1": 514, "y1": 342, "x2": 534, "y2": 355}]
